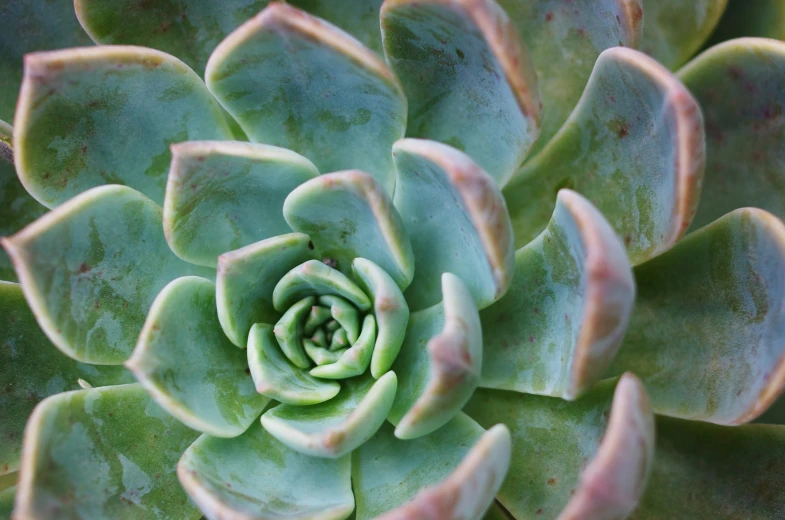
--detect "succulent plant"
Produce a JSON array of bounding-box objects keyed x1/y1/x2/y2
[{"x1": 2, "y1": 0, "x2": 785, "y2": 519}]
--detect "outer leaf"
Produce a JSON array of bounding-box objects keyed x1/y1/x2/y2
[
  {"x1": 206, "y1": 3, "x2": 406, "y2": 193},
  {"x1": 75, "y1": 0, "x2": 272, "y2": 74},
  {"x1": 0, "y1": 0, "x2": 92, "y2": 121},
  {"x1": 284, "y1": 171, "x2": 415, "y2": 289},
  {"x1": 13, "y1": 384, "x2": 200, "y2": 519},
  {"x1": 390, "y1": 273, "x2": 482, "y2": 440},
  {"x1": 633, "y1": 417, "x2": 785, "y2": 518},
  {"x1": 608, "y1": 208, "x2": 785, "y2": 424},
  {"x1": 248, "y1": 323, "x2": 340, "y2": 405},
  {"x1": 288, "y1": 0, "x2": 385, "y2": 53},
  {"x1": 0, "y1": 121, "x2": 46, "y2": 282},
  {"x1": 178, "y1": 422, "x2": 354, "y2": 520},
  {"x1": 639, "y1": 0, "x2": 727, "y2": 69},
  {"x1": 503, "y1": 47, "x2": 705, "y2": 265},
  {"x1": 2, "y1": 185, "x2": 210, "y2": 364},
  {"x1": 0, "y1": 484, "x2": 13, "y2": 519},
  {"x1": 479, "y1": 190, "x2": 635, "y2": 399},
  {"x1": 381, "y1": 0, "x2": 542, "y2": 186},
  {"x1": 375, "y1": 425, "x2": 510, "y2": 520},
  {"x1": 393, "y1": 139, "x2": 515, "y2": 311},
  {"x1": 464, "y1": 374, "x2": 654, "y2": 519},
  {"x1": 680, "y1": 38, "x2": 785, "y2": 230},
  {"x1": 164, "y1": 141, "x2": 319, "y2": 267},
  {"x1": 496, "y1": 0, "x2": 642, "y2": 159},
  {"x1": 128, "y1": 276, "x2": 268, "y2": 437},
  {"x1": 706, "y1": 0, "x2": 785, "y2": 45},
  {"x1": 352, "y1": 257, "x2": 409, "y2": 378},
  {"x1": 216, "y1": 233, "x2": 316, "y2": 347},
  {"x1": 273, "y1": 260, "x2": 371, "y2": 312},
  {"x1": 0, "y1": 282, "x2": 134, "y2": 477},
  {"x1": 352, "y1": 413, "x2": 484, "y2": 517},
  {"x1": 14, "y1": 46, "x2": 232, "y2": 208},
  {"x1": 261, "y1": 372, "x2": 397, "y2": 458}
]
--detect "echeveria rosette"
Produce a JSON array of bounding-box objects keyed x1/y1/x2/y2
[{"x1": 3, "y1": 1, "x2": 785, "y2": 519}]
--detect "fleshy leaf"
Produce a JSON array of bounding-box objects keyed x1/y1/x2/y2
[
  {"x1": 496, "y1": 0, "x2": 642, "y2": 158},
  {"x1": 680, "y1": 38, "x2": 785, "y2": 230},
  {"x1": 393, "y1": 139, "x2": 515, "y2": 311},
  {"x1": 206, "y1": 3, "x2": 406, "y2": 193},
  {"x1": 14, "y1": 384, "x2": 200, "y2": 519},
  {"x1": 178, "y1": 421, "x2": 354, "y2": 520},
  {"x1": 381, "y1": 0, "x2": 542, "y2": 186},
  {"x1": 633, "y1": 417, "x2": 785, "y2": 518},
  {"x1": 216, "y1": 233, "x2": 315, "y2": 347},
  {"x1": 503, "y1": 46, "x2": 705, "y2": 265},
  {"x1": 705, "y1": 0, "x2": 785, "y2": 45},
  {"x1": 128, "y1": 276, "x2": 268, "y2": 437},
  {"x1": 352, "y1": 257, "x2": 409, "y2": 378},
  {"x1": 247, "y1": 323, "x2": 340, "y2": 405},
  {"x1": 480, "y1": 190, "x2": 635, "y2": 399},
  {"x1": 274, "y1": 296, "x2": 317, "y2": 369},
  {"x1": 639, "y1": 0, "x2": 727, "y2": 69},
  {"x1": 14, "y1": 46, "x2": 232, "y2": 208},
  {"x1": 0, "y1": 484, "x2": 13, "y2": 519},
  {"x1": 0, "y1": 121, "x2": 46, "y2": 282},
  {"x1": 164, "y1": 141, "x2": 319, "y2": 267},
  {"x1": 320, "y1": 296, "x2": 360, "y2": 344},
  {"x1": 273, "y1": 260, "x2": 371, "y2": 312},
  {"x1": 284, "y1": 171, "x2": 415, "y2": 289},
  {"x1": 2, "y1": 185, "x2": 210, "y2": 364},
  {"x1": 608, "y1": 208, "x2": 785, "y2": 425},
  {"x1": 288, "y1": 0, "x2": 385, "y2": 53},
  {"x1": 75, "y1": 0, "x2": 274, "y2": 74},
  {"x1": 0, "y1": 0, "x2": 93, "y2": 121},
  {"x1": 304, "y1": 340, "x2": 346, "y2": 366},
  {"x1": 0, "y1": 281, "x2": 134, "y2": 477},
  {"x1": 352, "y1": 413, "x2": 484, "y2": 517},
  {"x1": 464, "y1": 374, "x2": 654, "y2": 519},
  {"x1": 390, "y1": 273, "x2": 482, "y2": 440},
  {"x1": 261, "y1": 372, "x2": 397, "y2": 458},
  {"x1": 375, "y1": 425, "x2": 510, "y2": 520},
  {"x1": 310, "y1": 315, "x2": 376, "y2": 379}
]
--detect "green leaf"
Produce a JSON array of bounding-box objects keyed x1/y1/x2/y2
[
  {"x1": 705, "y1": 0, "x2": 785, "y2": 45},
  {"x1": 2, "y1": 185, "x2": 210, "y2": 364},
  {"x1": 261, "y1": 371, "x2": 397, "y2": 458},
  {"x1": 392, "y1": 139, "x2": 515, "y2": 311},
  {"x1": 639, "y1": 0, "x2": 727, "y2": 69},
  {"x1": 680, "y1": 38, "x2": 785, "y2": 231},
  {"x1": 0, "y1": 121, "x2": 46, "y2": 282},
  {"x1": 0, "y1": 0, "x2": 93, "y2": 121},
  {"x1": 352, "y1": 258, "x2": 409, "y2": 378},
  {"x1": 464, "y1": 374, "x2": 654, "y2": 519},
  {"x1": 14, "y1": 46, "x2": 233, "y2": 208},
  {"x1": 288, "y1": 0, "x2": 385, "y2": 54},
  {"x1": 352, "y1": 413, "x2": 484, "y2": 517},
  {"x1": 310, "y1": 315, "x2": 376, "y2": 379},
  {"x1": 164, "y1": 141, "x2": 319, "y2": 267},
  {"x1": 503, "y1": 47, "x2": 705, "y2": 265},
  {"x1": 273, "y1": 260, "x2": 371, "y2": 312},
  {"x1": 374, "y1": 424, "x2": 510, "y2": 520},
  {"x1": 0, "y1": 484, "x2": 14, "y2": 519},
  {"x1": 178, "y1": 421, "x2": 354, "y2": 520},
  {"x1": 381, "y1": 0, "x2": 541, "y2": 186},
  {"x1": 128, "y1": 276, "x2": 268, "y2": 437},
  {"x1": 608, "y1": 208, "x2": 785, "y2": 424},
  {"x1": 389, "y1": 273, "x2": 481, "y2": 440},
  {"x1": 247, "y1": 323, "x2": 340, "y2": 405},
  {"x1": 13, "y1": 384, "x2": 200, "y2": 519},
  {"x1": 633, "y1": 417, "x2": 785, "y2": 518},
  {"x1": 274, "y1": 296, "x2": 318, "y2": 369},
  {"x1": 319, "y1": 296, "x2": 360, "y2": 344},
  {"x1": 206, "y1": 3, "x2": 406, "y2": 193},
  {"x1": 75, "y1": 0, "x2": 273, "y2": 75},
  {"x1": 284, "y1": 171, "x2": 415, "y2": 290},
  {"x1": 496, "y1": 0, "x2": 642, "y2": 159},
  {"x1": 0, "y1": 281, "x2": 134, "y2": 477},
  {"x1": 479, "y1": 190, "x2": 635, "y2": 399},
  {"x1": 216, "y1": 233, "x2": 316, "y2": 348}
]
